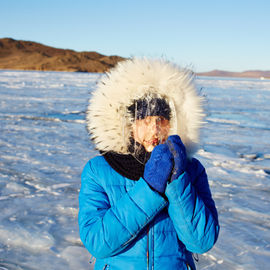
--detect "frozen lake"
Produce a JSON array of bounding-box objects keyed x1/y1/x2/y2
[{"x1": 0, "y1": 70, "x2": 270, "y2": 269}]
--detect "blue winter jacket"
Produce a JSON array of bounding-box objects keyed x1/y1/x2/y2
[{"x1": 79, "y1": 156, "x2": 219, "y2": 270}]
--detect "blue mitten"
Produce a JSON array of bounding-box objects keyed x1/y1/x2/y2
[
  {"x1": 166, "y1": 135, "x2": 187, "y2": 182},
  {"x1": 143, "y1": 144, "x2": 174, "y2": 193}
]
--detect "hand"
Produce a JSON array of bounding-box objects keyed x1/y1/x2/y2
[
  {"x1": 143, "y1": 144, "x2": 174, "y2": 193},
  {"x1": 166, "y1": 135, "x2": 187, "y2": 181}
]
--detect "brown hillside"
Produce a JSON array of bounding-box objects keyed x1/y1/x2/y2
[
  {"x1": 0, "y1": 38, "x2": 126, "y2": 72},
  {"x1": 1, "y1": 38, "x2": 269, "y2": 78}
]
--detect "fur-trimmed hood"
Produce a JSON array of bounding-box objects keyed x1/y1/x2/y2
[{"x1": 86, "y1": 58, "x2": 205, "y2": 157}]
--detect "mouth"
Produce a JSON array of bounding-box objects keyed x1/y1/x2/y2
[
  {"x1": 152, "y1": 138, "x2": 159, "y2": 146},
  {"x1": 143, "y1": 137, "x2": 167, "y2": 152},
  {"x1": 144, "y1": 137, "x2": 159, "y2": 146}
]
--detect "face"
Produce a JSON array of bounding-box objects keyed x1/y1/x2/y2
[{"x1": 132, "y1": 116, "x2": 171, "y2": 152}]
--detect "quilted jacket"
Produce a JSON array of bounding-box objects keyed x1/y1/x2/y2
[{"x1": 79, "y1": 155, "x2": 219, "y2": 270}]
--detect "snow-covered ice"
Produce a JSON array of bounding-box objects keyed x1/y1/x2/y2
[{"x1": 0, "y1": 70, "x2": 270, "y2": 269}]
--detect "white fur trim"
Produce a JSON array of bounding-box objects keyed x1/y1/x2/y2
[{"x1": 86, "y1": 58, "x2": 205, "y2": 156}]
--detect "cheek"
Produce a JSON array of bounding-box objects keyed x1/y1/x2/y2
[
  {"x1": 159, "y1": 125, "x2": 170, "y2": 138},
  {"x1": 133, "y1": 125, "x2": 146, "y2": 143},
  {"x1": 138, "y1": 126, "x2": 148, "y2": 141}
]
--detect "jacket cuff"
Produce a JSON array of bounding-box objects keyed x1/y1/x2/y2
[
  {"x1": 165, "y1": 172, "x2": 188, "y2": 201},
  {"x1": 129, "y1": 177, "x2": 168, "y2": 218}
]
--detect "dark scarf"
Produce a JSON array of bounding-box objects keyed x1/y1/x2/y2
[{"x1": 102, "y1": 141, "x2": 151, "y2": 180}]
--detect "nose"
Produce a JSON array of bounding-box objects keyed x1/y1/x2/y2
[{"x1": 150, "y1": 119, "x2": 160, "y2": 134}]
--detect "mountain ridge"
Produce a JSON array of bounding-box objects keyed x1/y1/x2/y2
[
  {"x1": 197, "y1": 69, "x2": 270, "y2": 79},
  {"x1": 0, "y1": 38, "x2": 125, "y2": 72},
  {"x1": 0, "y1": 38, "x2": 269, "y2": 78}
]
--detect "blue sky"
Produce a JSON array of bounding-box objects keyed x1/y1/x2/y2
[{"x1": 1, "y1": 0, "x2": 269, "y2": 72}]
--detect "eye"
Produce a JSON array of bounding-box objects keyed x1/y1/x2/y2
[
  {"x1": 156, "y1": 116, "x2": 162, "y2": 122},
  {"x1": 160, "y1": 117, "x2": 170, "y2": 126},
  {"x1": 157, "y1": 116, "x2": 164, "y2": 123},
  {"x1": 144, "y1": 117, "x2": 151, "y2": 125}
]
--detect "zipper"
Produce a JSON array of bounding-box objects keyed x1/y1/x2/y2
[
  {"x1": 147, "y1": 225, "x2": 150, "y2": 270},
  {"x1": 151, "y1": 224, "x2": 154, "y2": 270},
  {"x1": 102, "y1": 264, "x2": 109, "y2": 270}
]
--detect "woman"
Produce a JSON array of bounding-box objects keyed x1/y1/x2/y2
[{"x1": 79, "y1": 58, "x2": 219, "y2": 269}]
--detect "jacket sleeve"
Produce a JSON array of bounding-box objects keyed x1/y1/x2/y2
[
  {"x1": 78, "y1": 160, "x2": 167, "y2": 259},
  {"x1": 165, "y1": 158, "x2": 219, "y2": 254}
]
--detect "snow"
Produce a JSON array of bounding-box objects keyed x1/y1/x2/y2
[{"x1": 0, "y1": 70, "x2": 270, "y2": 269}]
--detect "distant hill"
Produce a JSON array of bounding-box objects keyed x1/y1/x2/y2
[
  {"x1": 197, "y1": 69, "x2": 270, "y2": 79},
  {"x1": 0, "y1": 38, "x2": 126, "y2": 72},
  {"x1": 0, "y1": 38, "x2": 269, "y2": 78}
]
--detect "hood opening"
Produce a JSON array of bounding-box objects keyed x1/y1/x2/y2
[{"x1": 125, "y1": 93, "x2": 177, "y2": 163}]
